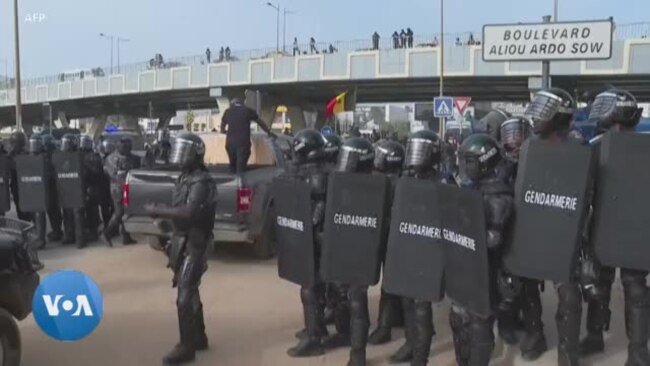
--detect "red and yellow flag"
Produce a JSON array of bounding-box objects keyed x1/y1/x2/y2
[{"x1": 325, "y1": 92, "x2": 347, "y2": 118}]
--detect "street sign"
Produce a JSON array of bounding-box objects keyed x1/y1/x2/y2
[
  {"x1": 454, "y1": 97, "x2": 472, "y2": 115},
  {"x1": 434, "y1": 97, "x2": 454, "y2": 118},
  {"x1": 482, "y1": 19, "x2": 613, "y2": 62}
]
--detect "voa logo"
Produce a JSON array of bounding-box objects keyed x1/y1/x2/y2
[{"x1": 32, "y1": 270, "x2": 104, "y2": 341}]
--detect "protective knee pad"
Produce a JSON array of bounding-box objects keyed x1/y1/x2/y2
[
  {"x1": 301, "y1": 286, "x2": 320, "y2": 306},
  {"x1": 621, "y1": 270, "x2": 649, "y2": 307}
]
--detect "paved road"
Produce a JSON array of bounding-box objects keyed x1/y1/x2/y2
[{"x1": 18, "y1": 239, "x2": 634, "y2": 366}]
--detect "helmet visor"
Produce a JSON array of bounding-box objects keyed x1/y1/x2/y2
[{"x1": 404, "y1": 138, "x2": 434, "y2": 168}]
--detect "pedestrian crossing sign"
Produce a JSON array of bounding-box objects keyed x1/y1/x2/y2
[{"x1": 434, "y1": 97, "x2": 454, "y2": 118}]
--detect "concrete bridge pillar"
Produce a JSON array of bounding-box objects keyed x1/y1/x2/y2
[{"x1": 87, "y1": 115, "x2": 108, "y2": 139}]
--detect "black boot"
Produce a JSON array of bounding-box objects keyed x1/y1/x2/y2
[
  {"x1": 496, "y1": 304, "x2": 519, "y2": 346},
  {"x1": 450, "y1": 307, "x2": 470, "y2": 366},
  {"x1": 295, "y1": 323, "x2": 328, "y2": 339},
  {"x1": 579, "y1": 299, "x2": 610, "y2": 357},
  {"x1": 624, "y1": 304, "x2": 650, "y2": 366},
  {"x1": 347, "y1": 286, "x2": 369, "y2": 366},
  {"x1": 323, "y1": 284, "x2": 350, "y2": 349},
  {"x1": 369, "y1": 291, "x2": 394, "y2": 345},
  {"x1": 193, "y1": 304, "x2": 208, "y2": 351},
  {"x1": 468, "y1": 316, "x2": 495, "y2": 366},
  {"x1": 411, "y1": 301, "x2": 433, "y2": 366},
  {"x1": 47, "y1": 230, "x2": 63, "y2": 242},
  {"x1": 389, "y1": 298, "x2": 414, "y2": 364},
  {"x1": 520, "y1": 280, "x2": 548, "y2": 361},
  {"x1": 162, "y1": 343, "x2": 195, "y2": 364},
  {"x1": 556, "y1": 284, "x2": 582, "y2": 366},
  {"x1": 287, "y1": 287, "x2": 325, "y2": 357}
]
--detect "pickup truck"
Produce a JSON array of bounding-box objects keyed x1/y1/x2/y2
[{"x1": 123, "y1": 135, "x2": 290, "y2": 258}]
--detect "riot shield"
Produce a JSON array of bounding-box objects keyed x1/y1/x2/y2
[
  {"x1": 52, "y1": 152, "x2": 86, "y2": 209},
  {"x1": 503, "y1": 139, "x2": 594, "y2": 283},
  {"x1": 593, "y1": 132, "x2": 650, "y2": 270},
  {"x1": 272, "y1": 177, "x2": 317, "y2": 287},
  {"x1": 439, "y1": 184, "x2": 492, "y2": 318},
  {"x1": 15, "y1": 155, "x2": 49, "y2": 213},
  {"x1": 382, "y1": 177, "x2": 445, "y2": 302},
  {"x1": 321, "y1": 172, "x2": 389, "y2": 286},
  {"x1": 0, "y1": 155, "x2": 10, "y2": 213}
]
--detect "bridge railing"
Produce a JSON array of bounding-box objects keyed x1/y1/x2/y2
[{"x1": 3, "y1": 22, "x2": 650, "y2": 91}]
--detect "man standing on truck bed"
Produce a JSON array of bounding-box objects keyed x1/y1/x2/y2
[
  {"x1": 220, "y1": 98, "x2": 276, "y2": 174},
  {"x1": 144, "y1": 132, "x2": 217, "y2": 365}
]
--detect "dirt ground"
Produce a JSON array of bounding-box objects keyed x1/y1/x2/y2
[{"x1": 17, "y1": 239, "x2": 636, "y2": 366}]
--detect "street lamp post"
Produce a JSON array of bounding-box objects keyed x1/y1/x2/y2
[
  {"x1": 99, "y1": 33, "x2": 114, "y2": 74},
  {"x1": 117, "y1": 37, "x2": 130, "y2": 73},
  {"x1": 439, "y1": 0, "x2": 445, "y2": 136},
  {"x1": 283, "y1": 8, "x2": 294, "y2": 53},
  {"x1": 266, "y1": 2, "x2": 280, "y2": 53},
  {"x1": 13, "y1": 0, "x2": 22, "y2": 130},
  {"x1": 554, "y1": 0, "x2": 559, "y2": 21}
]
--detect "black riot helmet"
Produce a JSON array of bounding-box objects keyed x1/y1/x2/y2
[
  {"x1": 27, "y1": 135, "x2": 43, "y2": 154},
  {"x1": 482, "y1": 108, "x2": 511, "y2": 141},
  {"x1": 100, "y1": 139, "x2": 116, "y2": 156},
  {"x1": 79, "y1": 134, "x2": 94, "y2": 152},
  {"x1": 41, "y1": 134, "x2": 56, "y2": 153},
  {"x1": 323, "y1": 134, "x2": 342, "y2": 163},
  {"x1": 291, "y1": 129, "x2": 326, "y2": 164},
  {"x1": 61, "y1": 134, "x2": 78, "y2": 152},
  {"x1": 500, "y1": 116, "x2": 533, "y2": 160},
  {"x1": 374, "y1": 140, "x2": 405, "y2": 174},
  {"x1": 404, "y1": 129, "x2": 441, "y2": 172},
  {"x1": 117, "y1": 137, "x2": 133, "y2": 156},
  {"x1": 335, "y1": 137, "x2": 375, "y2": 173},
  {"x1": 588, "y1": 89, "x2": 643, "y2": 131},
  {"x1": 169, "y1": 132, "x2": 206, "y2": 169},
  {"x1": 524, "y1": 88, "x2": 576, "y2": 135},
  {"x1": 8, "y1": 131, "x2": 26, "y2": 154},
  {"x1": 458, "y1": 133, "x2": 502, "y2": 182}
]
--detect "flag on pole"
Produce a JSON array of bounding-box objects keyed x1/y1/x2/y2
[{"x1": 325, "y1": 92, "x2": 348, "y2": 118}]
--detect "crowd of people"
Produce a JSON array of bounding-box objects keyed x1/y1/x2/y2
[{"x1": 270, "y1": 86, "x2": 650, "y2": 366}]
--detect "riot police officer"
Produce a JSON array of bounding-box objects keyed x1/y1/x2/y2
[
  {"x1": 323, "y1": 134, "x2": 342, "y2": 167},
  {"x1": 80, "y1": 135, "x2": 104, "y2": 241},
  {"x1": 155, "y1": 128, "x2": 172, "y2": 164},
  {"x1": 330, "y1": 136, "x2": 375, "y2": 366},
  {"x1": 524, "y1": 88, "x2": 585, "y2": 366},
  {"x1": 451, "y1": 133, "x2": 513, "y2": 366},
  {"x1": 41, "y1": 134, "x2": 64, "y2": 242},
  {"x1": 102, "y1": 137, "x2": 140, "y2": 246},
  {"x1": 7, "y1": 131, "x2": 31, "y2": 221},
  {"x1": 26, "y1": 135, "x2": 47, "y2": 249},
  {"x1": 580, "y1": 89, "x2": 650, "y2": 366},
  {"x1": 286, "y1": 129, "x2": 330, "y2": 358},
  {"x1": 144, "y1": 133, "x2": 216, "y2": 364},
  {"x1": 368, "y1": 140, "x2": 405, "y2": 346},
  {"x1": 495, "y1": 116, "x2": 548, "y2": 360},
  {"x1": 60, "y1": 134, "x2": 87, "y2": 249},
  {"x1": 390, "y1": 129, "x2": 444, "y2": 365}
]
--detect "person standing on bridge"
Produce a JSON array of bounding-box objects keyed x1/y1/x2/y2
[
  {"x1": 206, "y1": 48, "x2": 211, "y2": 63},
  {"x1": 220, "y1": 98, "x2": 276, "y2": 174},
  {"x1": 310, "y1": 37, "x2": 318, "y2": 54},
  {"x1": 372, "y1": 32, "x2": 380, "y2": 50},
  {"x1": 392, "y1": 31, "x2": 400, "y2": 49}
]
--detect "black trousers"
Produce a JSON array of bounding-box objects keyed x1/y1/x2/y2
[
  {"x1": 226, "y1": 142, "x2": 251, "y2": 174},
  {"x1": 176, "y1": 254, "x2": 207, "y2": 348}
]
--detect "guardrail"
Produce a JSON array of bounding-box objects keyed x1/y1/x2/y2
[{"x1": 2, "y1": 21, "x2": 649, "y2": 92}]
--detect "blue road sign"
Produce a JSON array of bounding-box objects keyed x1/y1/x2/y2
[
  {"x1": 321, "y1": 125, "x2": 334, "y2": 136},
  {"x1": 434, "y1": 97, "x2": 454, "y2": 118}
]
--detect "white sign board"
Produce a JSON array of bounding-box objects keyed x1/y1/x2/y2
[{"x1": 482, "y1": 19, "x2": 613, "y2": 61}]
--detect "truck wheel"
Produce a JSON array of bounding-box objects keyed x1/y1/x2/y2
[
  {"x1": 0, "y1": 308, "x2": 21, "y2": 366},
  {"x1": 147, "y1": 236, "x2": 167, "y2": 252},
  {"x1": 252, "y1": 212, "x2": 276, "y2": 259}
]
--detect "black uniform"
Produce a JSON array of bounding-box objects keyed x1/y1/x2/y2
[
  {"x1": 390, "y1": 130, "x2": 443, "y2": 366},
  {"x1": 145, "y1": 132, "x2": 216, "y2": 365},
  {"x1": 7, "y1": 132, "x2": 32, "y2": 221},
  {"x1": 58, "y1": 134, "x2": 87, "y2": 249},
  {"x1": 83, "y1": 149, "x2": 106, "y2": 240},
  {"x1": 41, "y1": 135, "x2": 63, "y2": 242},
  {"x1": 580, "y1": 89, "x2": 650, "y2": 366},
  {"x1": 450, "y1": 133, "x2": 514, "y2": 366},
  {"x1": 368, "y1": 140, "x2": 406, "y2": 346},
  {"x1": 525, "y1": 88, "x2": 585, "y2": 366},
  {"x1": 102, "y1": 138, "x2": 140, "y2": 246},
  {"x1": 285, "y1": 129, "x2": 330, "y2": 358},
  {"x1": 26, "y1": 135, "x2": 47, "y2": 249}
]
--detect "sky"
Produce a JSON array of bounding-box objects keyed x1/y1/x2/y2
[{"x1": 1, "y1": 0, "x2": 649, "y2": 78}]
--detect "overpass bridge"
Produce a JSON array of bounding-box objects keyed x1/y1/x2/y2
[{"x1": 2, "y1": 35, "x2": 650, "y2": 131}]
